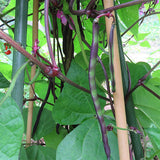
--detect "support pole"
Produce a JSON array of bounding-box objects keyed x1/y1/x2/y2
[
  {"x1": 26, "y1": 0, "x2": 39, "y2": 147},
  {"x1": 103, "y1": 0, "x2": 130, "y2": 159}
]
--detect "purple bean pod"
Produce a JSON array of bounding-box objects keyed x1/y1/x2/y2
[{"x1": 89, "y1": 18, "x2": 111, "y2": 159}]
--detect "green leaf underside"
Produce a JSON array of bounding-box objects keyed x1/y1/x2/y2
[
  {"x1": 56, "y1": 118, "x2": 119, "y2": 160},
  {"x1": 52, "y1": 61, "x2": 106, "y2": 125},
  {"x1": 23, "y1": 107, "x2": 56, "y2": 140},
  {"x1": 0, "y1": 93, "x2": 24, "y2": 160},
  {"x1": 133, "y1": 83, "x2": 160, "y2": 129}
]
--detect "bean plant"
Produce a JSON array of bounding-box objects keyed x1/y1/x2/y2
[{"x1": 0, "y1": 0, "x2": 160, "y2": 159}]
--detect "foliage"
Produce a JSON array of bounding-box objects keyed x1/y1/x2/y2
[{"x1": 0, "y1": 0, "x2": 160, "y2": 159}]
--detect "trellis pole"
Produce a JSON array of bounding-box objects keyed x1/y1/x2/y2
[{"x1": 103, "y1": 0, "x2": 130, "y2": 159}]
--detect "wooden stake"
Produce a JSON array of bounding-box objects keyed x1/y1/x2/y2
[
  {"x1": 26, "y1": 0, "x2": 39, "y2": 147},
  {"x1": 103, "y1": 0, "x2": 130, "y2": 159}
]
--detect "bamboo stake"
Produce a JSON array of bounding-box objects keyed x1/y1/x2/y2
[
  {"x1": 26, "y1": 0, "x2": 39, "y2": 147},
  {"x1": 103, "y1": 0, "x2": 130, "y2": 159}
]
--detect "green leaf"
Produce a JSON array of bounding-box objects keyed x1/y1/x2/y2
[
  {"x1": 75, "y1": 50, "x2": 90, "y2": 70},
  {"x1": 19, "y1": 146, "x2": 28, "y2": 160},
  {"x1": 135, "y1": 110, "x2": 160, "y2": 158},
  {"x1": 53, "y1": 61, "x2": 106, "y2": 125},
  {"x1": 44, "y1": 127, "x2": 68, "y2": 150},
  {"x1": 0, "y1": 93, "x2": 24, "y2": 160},
  {"x1": 135, "y1": 109, "x2": 154, "y2": 128},
  {"x1": 117, "y1": 0, "x2": 140, "y2": 36},
  {"x1": 75, "y1": 52, "x2": 110, "y2": 84},
  {"x1": 2, "y1": 0, "x2": 16, "y2": 16},
  {"x1": 147, "y1": 77, "x2": 160, "y2": 87},
  {"x1": 34, "y1": 80, "x2": 57, "y2": 110},
  {"x1": 127, "y1": 62, "x2": 151, "y2": 90},
  {"x1": 152, "y1": 69, "x2": 160, "y2": 78},
  {"x1": 146, "y1": 128, "x2": 160, "y2": 150},
  {"x1": 25, "y1": 146, "x2": 56, "y2": 160},
  {"x1": 23, "y1": 107, "x2": 56, "y2": 140},
  {"x1": 128, "y1": 40, "x2": 138, "y2": 45},
  {"x1": 56, "y1": 118, "x2": 119, "y2": 160},
  {"x1": 95, "y1": 54, "x2": 110, "y2": 83},
  {"x1": 0, "y1": 62, "x2": 12, "y2": 80},
  {"x1": 140, "y1": 41, "x2": 151, "y2": 48},
  {"x1": 136, "y1": 33, "x2": 150, "y2": 41},
  {"x1": 132, "y1": 83, "x2": 160, "y2": 129},
  {"x1": 0, "y1": 72, "x2": 10, "y2": 88}
]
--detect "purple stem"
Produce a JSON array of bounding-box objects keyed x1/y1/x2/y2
[
  {"x1": 69, "y1": 0, "x2": 152, "y2": 17},
  {"x1": 44, "y1": 0, "x2": 57, "y2": 67},
  {"x1": 140, "y1": 60, "x2": 160, "y2": 82},
  {"x1": 97, "y1": 57, "x2": 115, "y2": 117},
  {"x1": 141, "y1": 83, "x2": 160, "y2": 99}
]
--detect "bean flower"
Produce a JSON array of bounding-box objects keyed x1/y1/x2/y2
[
  {"x1": 57, "y1": 10, "x2": 74, "y2": 30},
  {"x1": 4, "y1": 43, "x2": 11, "y2": 55}
]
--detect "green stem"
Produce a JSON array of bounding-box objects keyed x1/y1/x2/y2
[{"x1": 11, "y1": 0, "x2": 28, "y2": 110}]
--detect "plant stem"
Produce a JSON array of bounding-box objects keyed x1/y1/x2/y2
[
  {"x1": 44, "y1": 0, "x2": 57, "y2": 67},
  {"x1": 69, "y1": 0, "x2": 152, "y2": 17},
  {"x1": 32, "y1": 80, "x2": 51, "y2": 137},
  {"x1": 26, "y1": 0, "x2": 39, "y2": 147},
  {"x1": 0, "y1": 30, "x2": 108, "y2": 101},
  {"x1": 11, "y1": 0, "x2": 28, "y2": 110}
]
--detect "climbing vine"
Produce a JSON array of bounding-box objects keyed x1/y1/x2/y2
[{"x1": 0, "y1": 0, "x2": 160, "y2": 159}]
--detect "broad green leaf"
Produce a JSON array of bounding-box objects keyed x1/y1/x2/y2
[
  {"x1": 128, "y1": 40, "x2": 138, "y2": 45},
  {"x1": 135, "y1": 109, "x2": 155, "y2": 128},
  {"x1": 147, "y1": 77, "x2": 160, "y2": 87},
  {"x1": 0, "y1": 62, "x2": 12, "y2": 80},
  {"x1": 135, "y1": 110, "x2": 160, "y2": 159},
  {"x1": 23, "y1": 107, "x2": 56, "y2": 140},
  {"x1": 25, "y1": 146, "x2": 56, "y2": 160},
  {"x1": 152, "y1": 69, "x2": 160, "y2": 78},
  {"x1": 0, "y1": 72, "x2": 10, "y2": 88},
  {"x1": 132, "y1": 83, "x2": 160, "y2": 129},
  {"x1": 140, "y1": 41, "x2": 151, "y2": 48},
  {"x1": 127, "y1": 62, "x2": 151, "y2": 90},
  {"x1": 44, "y1": 126, "x2": 68, "y2": 150},
  {"x1": 0, "y1": 93, "x2": 24, "y2": 160},
  {"x1": 136, "y1": 33, "x2": 150, "y2": 41},
  {"x1": 75, "y1": 50, "x2": 90, "y2": 70},
  {"x1": 2, "y1": 0, "x2": 16, "y2": 16},
  {"x1": 95, "y1": 54, "x2": 110, "y2": 83},
  {"x1": 117, "y1": 0, "x2": 140, "y2": 36},
  {"x1": 56, "y1": 118, "x2": 119, "y2": 160},
  {"x1": 145, "y1": 128, "x2": 160, "y2": 159},
  {"x1": 53, "y1": 61, "x2": 106, "y2": 125},
  {"x1": 75, "y1": 52, "x2": 110, "y2": 84},
  {"x1": 19, "y1": 146, "x2": 28, "y2": 160},
  {"x1": 146, "y1": 128, "x2": 160, "y2": 150}
]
